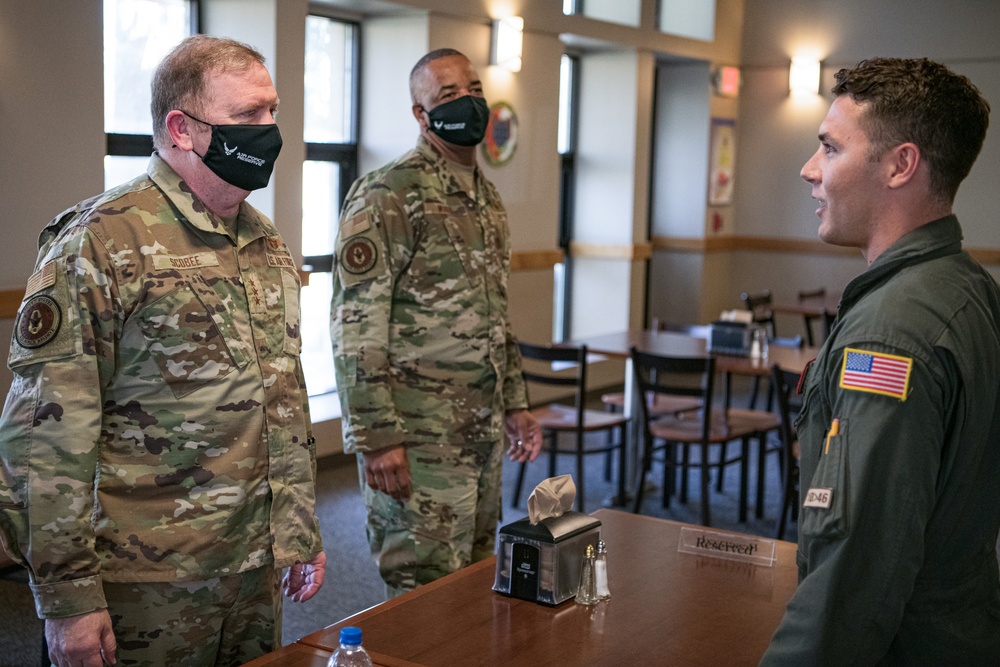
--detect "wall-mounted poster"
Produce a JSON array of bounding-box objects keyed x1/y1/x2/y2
[
  {"x1": 708, "y1": 118, "x2": 736, "y2": 205},
  {"x1": 482, "y1": 101, "x2": 518, "y2": 167}
]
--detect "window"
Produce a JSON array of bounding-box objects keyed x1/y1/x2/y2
[
  {"x1": 659, "y1": 0, "x2": 716, "y2": 42},
  {"x1": 103, "y1": 0, "x2": 198, "y2": 188},
  {"x1": 300, "y1": 15, "x2": 360, "y2": 397},
  {"x1": 554, "y1": 54, "x2": 580, "y2": 342}
]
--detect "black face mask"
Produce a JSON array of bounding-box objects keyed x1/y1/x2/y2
[
  {"x1": 183, "y1": 111, "x2": 283, "y2": 191},
  {"x1": 424, "y1": 95, "x2": 490, "y2": 147}
]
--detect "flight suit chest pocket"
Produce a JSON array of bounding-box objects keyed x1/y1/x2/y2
[
  {"x1": 800, "y1": 419, "x2": 850, "y2": 540},
  {"x1": 137, "y1": 283, "x2": 237, "y2": 398}
]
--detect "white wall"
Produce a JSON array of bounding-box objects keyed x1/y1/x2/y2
[{"x1": 732, "y1": 0, "x2": 1000, "y2": 307}]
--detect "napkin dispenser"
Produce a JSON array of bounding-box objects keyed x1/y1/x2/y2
[
  {"x1": 708, "y1": 320, "x2": 752, "y2": 356},
  {"x1": 493, "y1": 512, "x2": 601, "y2": 605}
]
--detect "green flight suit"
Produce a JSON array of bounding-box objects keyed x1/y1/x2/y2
[{"x1": 762, "y1": 216, "x2": 1000, "y2": 664}]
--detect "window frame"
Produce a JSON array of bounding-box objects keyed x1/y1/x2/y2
[
  {"x1": 104, "y1": 1, "x2": 200, "y2": 164},
  {"x1": 301, "y1": 13, "x2": 361, "y2": 275},
  {"x1": 556, "y1": 53, "x2": 581, "y2": 342}
]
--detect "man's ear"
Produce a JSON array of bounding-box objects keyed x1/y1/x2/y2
[
  {"x1": 885, "y1": 142, "x2": 921, "y2": 189},
  {"x1": 412, "y1": 104, "x2": 427, "y2": 130},
  {"x1": 165, "y1": 110, "x2": 195, "y2": 151}
]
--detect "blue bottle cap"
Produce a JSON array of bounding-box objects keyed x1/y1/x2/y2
[{"x1": 340, "y1": 626, "x2": 362, "y2": 646}]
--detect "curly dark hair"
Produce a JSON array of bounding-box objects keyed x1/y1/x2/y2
[{"x1": 832, "y1": 57, "x2": 990, "y2": 203}]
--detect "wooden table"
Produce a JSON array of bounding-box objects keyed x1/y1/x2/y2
[
  {"x1": 293, "y1": 509, "x2": 797, "y2": 666},
  {"x1": 570, "y1": 328, "x2": 817, "y2": 377},
  {"x1": 242, "y1": 642, "x2": 333, "y2": 667},
  {"x1": 771, "y1": 292, "x2": 841, "y2": 343}
]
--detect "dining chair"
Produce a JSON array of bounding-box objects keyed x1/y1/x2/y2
[
  {"x1": 740, "y1": 290, "x2": 776, "y2": 337},
  {"x1": 511, "y1": 341, "x2": 630, "y2": 513},
  {"x1": 629, "y1": 348, "x2": 780, "y2": 526},
  {"x1": 797, "y1": 287, "x2": 830, "y2": 346},
  {"x1": 770, "y1": 363, "x2": 803, "y2": 539},
  {"x1": 600, "y1": 320, "x2": 705, "y2": 421}
]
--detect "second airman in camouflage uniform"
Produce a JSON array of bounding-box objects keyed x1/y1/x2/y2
[{"x1": 331, "y1": 49, "x2": 541, "y2": 598}]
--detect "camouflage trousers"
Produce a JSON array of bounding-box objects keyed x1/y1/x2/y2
[
  {"x1": 100, "y1": 566, "x2": 281, "y2": 667},
  {"x1": 359, "y1": 439, "x2": 503, "y2": 598}
]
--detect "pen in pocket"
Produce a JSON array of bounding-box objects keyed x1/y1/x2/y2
[{"x1": 824, "y1": 418, "x2": 840, "y2": 455}]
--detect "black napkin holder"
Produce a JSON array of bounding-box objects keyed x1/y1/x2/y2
[
  {"x1": 708, "y1": 321, "x2": 752, "y2": 356},
  {"x1": 493, "y1": 512, "x2": 601, "y2": 606}
]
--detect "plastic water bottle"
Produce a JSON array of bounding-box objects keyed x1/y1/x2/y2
[{"x1": 326, "y1": 626, "x2": 373, "y2": 667}]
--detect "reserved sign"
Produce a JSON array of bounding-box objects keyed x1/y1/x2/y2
[{"x1": 678, "y1": 526, "x2": 776, "y2": 567}]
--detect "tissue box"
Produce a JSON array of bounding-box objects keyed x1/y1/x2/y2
[
  {"x1": 493, "y1": 512, "x2": 601, "y2": 605},
  {"x1": 708, "y1": 321, "x2": 752, "y2": 356}
]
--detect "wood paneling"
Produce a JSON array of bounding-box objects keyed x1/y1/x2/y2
[
  {"x1": 510, "y1": 249, "x2": 564, "y2": 271},
  {"x1": 569, "y1": 242, "x2": 653, "y2": 261}
]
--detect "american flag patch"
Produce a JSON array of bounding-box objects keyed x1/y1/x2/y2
[{"x1": 839, "y1": 348, "x2": 912, "y2": 400}]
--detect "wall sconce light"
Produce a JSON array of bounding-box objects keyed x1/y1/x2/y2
[
  {"x1": 789, "y1": 56, "x2": 820, "y2": 96},
  {"x1": 491, "y1": 16, "x2": 523, "y2": 72}
]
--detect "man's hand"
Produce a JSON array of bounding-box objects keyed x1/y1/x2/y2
[
  {"x1": 46, "y1": 609, "x2": 117, "y2": 667},
  {"x1": 505, "y1": 409, "x2": 542, "y2": 463},
  {"x1": 363, "y1": 445, "x2": 412, "y2": 500},
  {"x1": 283, "y1": 550, "x2": 327, "y2": 603}
]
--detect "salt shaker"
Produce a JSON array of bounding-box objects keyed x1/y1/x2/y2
[{"x1": 595, "y1": 540, "x2": 611, "y2": 600}]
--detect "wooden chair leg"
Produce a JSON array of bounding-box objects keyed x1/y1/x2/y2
[
  {"x1": 748, "y1": 376, "x2": 762, "y2": 409},
  {"x1": 756, "y1": 435, "x2": 768, "y2": 519},
  {"x1": 679, "y1": 445, "x2": 690, "y2": 503},
  {"x1": 616, "y1": 424, "x2": 628, "y2": 506},
  {"x1": 715, "y1": 441, "x2": 726, "y2": 492},
  {"x1": 512, "y1": 459, "x2": 527, "y2": 508},
  {"x1": 575, "y1": 432, "x2": 586, "y2": 513},
  {"x1": 632, "y1": 436, "x2": 652, "y2": 513},
  {"x1": 548, "y1": 433, "x2": 557, "y2": 478},
  {"x1": 604, "y1": 404, "x2": 618, "y2": 481},
  {"x1": 739, "y1": 437, "x2": 749, "y2": 523},
  {"x1": 700, "y1": 442, "x2": 712, "y2": 526}
]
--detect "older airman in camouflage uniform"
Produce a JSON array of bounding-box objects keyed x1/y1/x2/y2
[
  {"x1": 331, "y1": 49, "x2": 541, "y2": 598},
  {"x1": 0, "y1": 36, "x2": 324, "y2": 667}
]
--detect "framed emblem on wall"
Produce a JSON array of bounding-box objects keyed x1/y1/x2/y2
[{"x1": 482, "y1": 101, "x2": 518, "y2": 167}]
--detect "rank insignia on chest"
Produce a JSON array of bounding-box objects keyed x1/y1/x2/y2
[
  {"x1": 839, "y1": 347, "x2": 912, "y2": 400},
  {"x1": 245, "y1": 273, "x2": 268, "y2": 314}
]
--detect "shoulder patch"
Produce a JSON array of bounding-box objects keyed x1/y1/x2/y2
[
  {"x1": 839, "y1": 347, "x2": 912, "y2": 400},
  {"x1": 341, "y1": 237, "x2": 378, "y2": 275},
  {"x1": 24, "y1": 261, "x2": 56, "y2": 298},
  {"x1": 15, "y1": 295, "x2": 62, "y2": 349},
  {"x1": 341, "y1": 210, "x2": 371, "y2": 238}
]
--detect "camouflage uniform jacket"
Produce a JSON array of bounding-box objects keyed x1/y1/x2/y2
[
  {"x1": 331, "y1": 137, "x2": 528, "y2": 452},
  {"x1": 0, "y1": 155, "x2": 323, "y2": 619}
]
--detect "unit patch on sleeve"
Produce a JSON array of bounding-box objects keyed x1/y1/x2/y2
[
  {"x1": 839, "y1": 347, "x2": 912, "y2": 400},
  {"x1": 15, "y1": 295, "x2": 62, "y2": 349},
  {"x1": 341, "y1": 237, "x2": 378, "y2": 275}
]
